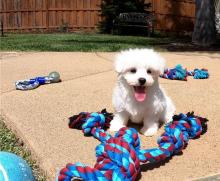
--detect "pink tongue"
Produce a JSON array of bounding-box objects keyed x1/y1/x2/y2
[{"x1": 134, "y1": 87, "x2": 146, "y2": 102}]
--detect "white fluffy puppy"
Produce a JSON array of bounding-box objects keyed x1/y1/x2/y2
[{"x1": 110, "y1": 48, "x2": 175, "y2": 136}]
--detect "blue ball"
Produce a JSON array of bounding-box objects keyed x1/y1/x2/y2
[{"x1": 0, "y1": 152, "x2": 35, "y2": 181}]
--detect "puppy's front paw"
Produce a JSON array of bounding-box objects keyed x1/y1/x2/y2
[
  {"x1": 164, "y1": 114, "x2": 173, "y2": 124},
  {"x1": 109, "y1": 123, "x2": 125, "y2": 132},
  {"x1": 140, "y1": 126, "x2": 158, "y2": 137},
  {"x1": 109, "y1": 113, "x2": 128, "y2": 132}
]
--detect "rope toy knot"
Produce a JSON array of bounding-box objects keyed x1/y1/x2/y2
[
  {"x1": 95, "y1": 130, "x2": 140, "y2": 181},
  {"x1": 160, "y1": 64, "x2": 209, "y2": 81},
  {"x1": 57, "y1": 111, "x2": 208, "y2": 181},
  {"x1": 172, "y1": 112, "x2": 203, "y2": 138},
  {"x1": 160, "y1": 64, "x2": 187, "y2": 80},
  {"x1": 68, "y1": 109, "x2": 113, "y2": 133},
  {"x1": 82, "y1": 112, "x2": 105, "y2": 135},
  {"x1": 115, "y1": 127, "x2": 141, "y2": 150},
  {"x1": 157, "y1": 113, "x2": 203, "y2": 154},
  {"x1": 193, "y1": 68, "x2": 209, "y2": 79}
]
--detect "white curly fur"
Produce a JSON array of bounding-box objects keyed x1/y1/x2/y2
[{"x1": 110, "y1": 48, "x2": 175, "y2": 136}]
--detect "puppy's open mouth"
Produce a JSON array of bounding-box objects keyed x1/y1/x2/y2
[{"x1": 133, "y1": 86, "x2": 147, "y2": 102}]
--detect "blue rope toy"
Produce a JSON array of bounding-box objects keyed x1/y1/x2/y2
[
  {"x1": 15, "y1": 71, "x2": 61, "y2": 90},
  {"x1": 57, "y1": 110, "x2": 208, "y2": 181},
  {"x1": 160, "y1": 64, "x2": 209, "y2": 80}
]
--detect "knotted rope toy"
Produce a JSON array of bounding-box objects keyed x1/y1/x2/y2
[
  {"x1": 57, "y1": 110, "x2": 208, "y2": 181},
  {"x1": 160, "y1": 64, "x2": 209, "y2": 80},
  {"x1": 15, "y1": 71, "x2": 61, "y2": 90}
]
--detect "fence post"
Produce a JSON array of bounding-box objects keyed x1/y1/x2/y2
[
  {"x1": 46, "y1": 0, "x2": 49, "y2": 31},
  {"x1": 1, "y1": 19, "x2": 3, "y2": 37}
]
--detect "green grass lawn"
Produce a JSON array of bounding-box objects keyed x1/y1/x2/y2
[
  {"x1": 0, "y1": 116, "x2": 47, "y2": 181},
  {"x1": 0, "y1": 33, "x2": 173, "y2": 52}
]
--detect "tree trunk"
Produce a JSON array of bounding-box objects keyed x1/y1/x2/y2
[{"x1": 192, "y1": 0, "x2": 216, "y2": 46}]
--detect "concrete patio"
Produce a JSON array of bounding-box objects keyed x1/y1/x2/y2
[{"x1": 1, "y1": 51, "x2": 220, "y2": 180}]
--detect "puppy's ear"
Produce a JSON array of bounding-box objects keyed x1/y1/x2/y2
[
  {"x1": 157, "y1": 56, "x2": 166, "y2": 75},
  {"x1": 114, "y1": 54, "x2": 124, "y2": 74},
  {"x1": 160, "y1": 58, "x2": 166, "y2": 75}
]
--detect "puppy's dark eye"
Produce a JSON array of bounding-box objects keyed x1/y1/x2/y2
[
  {"x1": 147, "y1": 69, "x2": 152, "y2": 74},
  {"x1": 130, "y1": 68, "x2": 136, "y2": 73}
]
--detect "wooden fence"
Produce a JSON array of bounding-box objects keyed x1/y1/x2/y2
[
  {"x1": 151, "y1": 0, "x2": 195, "y2": 32},
  {"x1": 0, "y1": 0, "x2": 195, "y2": 33},
  {"x1": 0, "y1": 0, "x2": 102, "y2": 32}
]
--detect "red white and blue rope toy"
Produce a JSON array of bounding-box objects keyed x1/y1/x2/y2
[
  {"x1": 160, "y1": 64, "x2": 209, "y2": 81},
  {"x1": 57, "y1": 109, "x2": 208, "y2": 181},
  {"x1": 15, "y1": 71, "x2": 61, "y2": 90}
]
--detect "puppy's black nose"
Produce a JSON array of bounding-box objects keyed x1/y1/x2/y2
[{"x1": 138, "y1": 78, "x2": 146, "y2": 85}]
